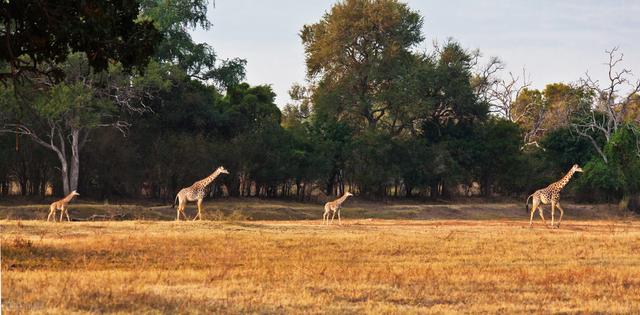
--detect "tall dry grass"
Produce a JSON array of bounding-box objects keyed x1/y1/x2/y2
[{"x1": 2, "y1": 219, "x2": 640, "y2": 313}]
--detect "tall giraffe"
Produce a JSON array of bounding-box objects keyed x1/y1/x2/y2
[
  {"x1": 173, "y1": 166, "x2": 229, "y2": 221},
  {"x1": 48, "y1": 190, "x2": 80, "y2": 222},
  {"x1": 526, "y1": 164, "x2": 583, "y2": 228},
  {"x1": 323, "y1": 191, "x2": 353, "y2": 225}
]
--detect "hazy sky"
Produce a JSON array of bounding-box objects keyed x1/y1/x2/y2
[{"x1": 191, "y1": 0, "x2": 640, "y2": 106}]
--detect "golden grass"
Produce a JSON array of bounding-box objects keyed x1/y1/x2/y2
[
  {"x1": 0, "y1": 199, "x2": 632, "y2": 222},
  {"x1": 3, "y1": 219, "x2": 640, "y2": 314}
]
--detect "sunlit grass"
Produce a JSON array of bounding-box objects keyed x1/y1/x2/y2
[{"x1": 3, "y1": 219, "x2": 640, "y2": 313}]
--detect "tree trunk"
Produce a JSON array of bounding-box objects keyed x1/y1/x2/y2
[
  {"x1": 60, "y1": 160, "x2": 70, "y2": 196},
  {"x1": 405, "y1": 184, "x2": 413, "y2": 198},
  {"x1": 69, "y1": 129, "x2": 80, "y2": 192}
]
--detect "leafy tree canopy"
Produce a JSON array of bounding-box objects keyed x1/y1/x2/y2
[
  {"x1": 140, "y1": 0, "x2": 246, "y2": 87},
  {"x1": 0, "y1": 0, "x2": 161, "y2": 81}
]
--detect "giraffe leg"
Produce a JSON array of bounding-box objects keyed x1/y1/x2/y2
[
  {"x1": 194, "y1": 199, "x2": 203, "y2": 221},
  {"x1": 177, "y1": 199, "x2": 186, "y2": 221},
  {"x1": 47, "y1": 207, "x2": 55, "y2": 222},
  {"x1": 60, "y1": 206, "x2": 65, "y2": 222},
  {"x1": 323, "y1": 210, "x2": 328, "y2": 225},
  {"x1": 64, "y1": 207, "x2": 71, "y2": 222},
  {"x1": 538, "y1": 206, "x2": 547, "y2": 226},
  {"x1": 180, "y1": 202, "x2": 188, "y2": 221},
  {"x1": 330, "y1": 210, "x2": 336, "y2": 224},
  {"x1": 337, "y1": 208, "x2": 341, "y2": 225},
  {"x1": 556, "y1": 202, "x2": 565, "y2": 228},
  {"x1": 551, "y1": 201, "x2": 556, "y2": 228},
  {"x1": 529, "y1": 198, "x2": 539, "y2": 227}
]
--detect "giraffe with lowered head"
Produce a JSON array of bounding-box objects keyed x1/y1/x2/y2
[
  {"x1": 323, "y1": 191, "x2": 353, "y2": 225},
  {"x1": 526, "y1": 164, "x2": 583, "y2": 228},
  {"x1": 173, "y1": 166, "x2": 229, "y2": 221},
  {"x1": 47, "y1": 190, "x2": 80, "y2": 222}
]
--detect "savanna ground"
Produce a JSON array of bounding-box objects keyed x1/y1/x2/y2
[{"x1": 2, "y1": 200, "x2": 640, "y2": 314}]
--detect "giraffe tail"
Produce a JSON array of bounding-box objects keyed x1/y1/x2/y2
[
  {"x1": 172, "y1": 194, "x2": 178, "y2": 208},
  {"x1": 525, "y1": 194, "x2": 533, "y2": 214}
]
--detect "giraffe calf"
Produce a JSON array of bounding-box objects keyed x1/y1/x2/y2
[
  {"x1": 48, "y1": 190, "x2": 80, "y2": 222},
  {"x1": 323, "y1": 192, "x2": 353, "y2": 225}
]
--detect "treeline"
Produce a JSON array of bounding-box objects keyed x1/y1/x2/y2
[{"x1": 1, "y1": 0, "x2": 639, "y2": 208}]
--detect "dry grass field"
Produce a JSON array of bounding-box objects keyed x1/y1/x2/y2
[{"x1": 2, "y1": 201, "x2": 640, "y2": 314}]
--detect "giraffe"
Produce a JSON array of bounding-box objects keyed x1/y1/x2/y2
[
  {"x1": 47, "y1": 190, "x2": 80, "y2": 222},
  {"x1": 323, "y1": 191, "x2": 353, "y2": 225},
  {"x1": 173, "y1": 166, "x2": 229, "y2": 221},
  {"x1": 526, "y1": 164, "x2": 583, "y2": 228}
]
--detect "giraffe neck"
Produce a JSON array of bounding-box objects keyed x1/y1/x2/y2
[
  {"x1": 554, "y1": 168, "x2": 576, "y2": 190},
  {"x1": 62, "y1": 192, "x2": 76, "y2": 203},
  {"x1": 336, "y1": 194, "x2": 350, "y2": 205},
  {"x1": 198, "y1": 169, "x2": 223, "y2": 188}
]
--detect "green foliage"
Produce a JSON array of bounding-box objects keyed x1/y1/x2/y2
[
  {"x1": 540, "y1": 127, "x2": 598, "y2": 174},
  {"x1": 579, "y1": 125, "x2": 640, "y2": 202},
  {"x1": 419, "y1": 41, "x2": 488, "y2": 140},
  {"x1": 468, "y1": 118, "x2": 523, "y2": 195},
  {"x1": 0, "y1": 0, "x2": 161, "y2": 81},
  {"x1": 302, "y1": 0, "x2": 424, "y2": 130},
  {"x1": 140, "y1": 0, "x2": 246, "y2": 87}
]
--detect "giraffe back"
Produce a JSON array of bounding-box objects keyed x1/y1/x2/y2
[{"x1": 180, "y1": 183, "x2": 207, "y2": 201}]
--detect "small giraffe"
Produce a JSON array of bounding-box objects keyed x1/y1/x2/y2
[
  {"x1": 323, "y1": 191, "x2": 353, "y2": 225},
  {"x1": 526, "y1": 164, "x2": 583, "y2": 228},
  {"x1": 47, "y1": 190, "x2": 80, "y2": 222},
  {"x1": 173, "y1": 166, "x2": 229, "y2": 221}
]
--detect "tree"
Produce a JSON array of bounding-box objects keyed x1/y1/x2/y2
[
  {"x1": 301, "y1": 0, "x2": 423, "y2": 131},
  {"x1": 469, "y1": 118, "x2": 523, "y2": 196},
  {"x1": 508, "y1": 83, "x2": 591, "y2": 149},
  {"x1": 0, "y1": 0, "x2": 160, "y2": 81},
  {"x1": 140, "y1": 0, "x2": 246, "y2": 87},
  {"x1": 282, "y1": 83, "x2": 312, "y2": 129},
  {"x1": 540, "y1": 127, "x2": 598, "y2": 174},
  {"x1": 573, "y1": 47, "x2": 640, "y2": 163},
  {"x1": 418, "y1": 41, "x2": 488, "y2": 140},
  {"x1": 0, "y1": 54, "x2": 154, "y2": 195},
  {"x1": 580, "y1": 125, "x2": 640, "y2": 210}
]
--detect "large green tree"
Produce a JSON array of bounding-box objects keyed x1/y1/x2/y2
[{"x1": 301, "y1": 0, "x2": 423, "y2": 131}]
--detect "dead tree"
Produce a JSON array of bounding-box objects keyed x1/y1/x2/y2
[
  {"x1": 474, "y1": 57, "x2": 543, "y2": 148},
  {"x1": 572, "y1": 47, "x2": 640, "y2": 163}
]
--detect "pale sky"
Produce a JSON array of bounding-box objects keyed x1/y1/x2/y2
[{"x1": 191, "y1": 0, "x2": 640, "y2": 106}]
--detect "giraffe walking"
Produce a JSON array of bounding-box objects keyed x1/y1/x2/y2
[
  {"x1": 48, "y1": 190, "x2": 80, "y2": 222},
  {"x1": 323, "y1": 191, "x2": 353, "y2": 225},
  {"x1": 173, "y1": 166, "x2": 229, "y2": 221},
  {"x1": 526, "y1": 164, "x2": 583, "y2": 228}
]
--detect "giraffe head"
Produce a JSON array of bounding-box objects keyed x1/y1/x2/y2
[
  {"x1": 217, "y1": 166, "x2": 230, "y2": 175},
  {"x1": 72, "y1": 190, "x2": 80, "y2": 196},
  {"x1": 345, "y1": 191, "x2": 353, "y2": 197},
  {"x1": 572, "y1": 164, "x2": 583, "y2": 173}
]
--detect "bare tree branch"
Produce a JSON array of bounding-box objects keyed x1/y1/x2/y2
[{"x1": 572, "y1": 47, "x2": 640, "y2": 163}]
